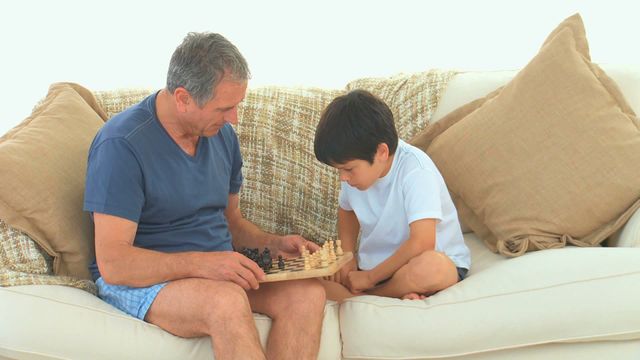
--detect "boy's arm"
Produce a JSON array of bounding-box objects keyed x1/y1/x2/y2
[
  {"x1": 332, "y1": 208, "x2": 359, "y2": 284},
  {"x1": 337, "y1": 207, "x2": 359, "y2": 253},
  {"x1": 355, "y1": 218, "x2": 436, "y2": 288}
]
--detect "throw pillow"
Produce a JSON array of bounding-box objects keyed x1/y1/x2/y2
[
  {"x1": 93, "y1": 88, "x2": 154, "y2": 119},
  {"x1": 0, "y1": 219, "x2": 96, "y2": 294},
  {"x1": 0, "y1": 82, "x2": 108, "y2": 279},
  {"x1": 346, "y1": 70, "x2": 456, "y2": 141},
  {"x1": 236, "y1": 87, "x2": 345, "y2": 243},
  {"x1": 411, "y1": 14, "x2": 640, "y2": 256}
]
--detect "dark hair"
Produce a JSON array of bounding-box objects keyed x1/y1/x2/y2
[
  {"x1": 166, "y1": 32, "x2": 251, "y2": 107},
  {"x1": 314, "y1": 89, "x2": 398, "y2": 165}
]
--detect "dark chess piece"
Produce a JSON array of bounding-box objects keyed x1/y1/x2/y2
[
  {"x1": 261, "y1": 248, "x2": 272, "y2": 271},
  {"x1": 278, "y1": 255, "x2": 285, "y2": 270}
]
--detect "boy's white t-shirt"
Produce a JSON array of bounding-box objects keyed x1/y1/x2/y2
[{"x1": 339, "y1": 140, "x2": 471, "y2": 271}]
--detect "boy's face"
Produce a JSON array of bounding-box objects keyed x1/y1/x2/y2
[{"x1": 333, "y1": 144, "x2": 392, "y2": 191}]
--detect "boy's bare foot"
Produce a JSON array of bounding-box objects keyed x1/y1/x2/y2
[{"x1": 401, "y1": 292, "x2": 426, "y2": 300}]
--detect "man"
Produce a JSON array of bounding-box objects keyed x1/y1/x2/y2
[{"x1": 84, "y1": 32, "x2": 326, "y2": 360}]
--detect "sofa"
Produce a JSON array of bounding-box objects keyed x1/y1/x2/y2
[{"x1": 2, "y1": 14, "x2": 640, "y2": 360}]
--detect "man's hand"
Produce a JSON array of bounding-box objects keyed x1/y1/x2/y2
[
  {"x1": 199, "y1": 251, "x2": 266, "y2": 290},
  {"x1": 346, "y1": 270, "x2": 376, "y2": 293},
  {"x1": 272, "y1": 235, "x2": 320, "y2": 258}
]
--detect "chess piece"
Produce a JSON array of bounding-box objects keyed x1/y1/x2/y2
[
  {"x1": 336, "y1": 240, "x2": 344, "y2": 256},
  {"x1": 320, "y1": 249, "x2": 328, "y2": 268},
  {"x1": 261, "y1": 248, "x2": 272, "y2": 271},
  {"x1": 278, "y1": 255, "x2": 285, "y2": 270}
]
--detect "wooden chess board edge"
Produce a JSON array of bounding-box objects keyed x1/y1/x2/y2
[{"x1": 260, "y1": 252, "x2": 354, "y2": 283}]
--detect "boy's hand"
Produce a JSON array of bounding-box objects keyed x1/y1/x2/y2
[
  {"x1": 330, "y1": 258, "x2": 357, "y2": 285},
  {"x1": 346, "y1": 270, "x2": 376, "y2": 293}
]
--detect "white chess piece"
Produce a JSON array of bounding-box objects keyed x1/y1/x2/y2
[{"x1": 336, "y1": 240, "x2": 344, "y2": 256}]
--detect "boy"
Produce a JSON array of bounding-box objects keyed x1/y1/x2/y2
[{"x1": 314, "y1": 90, "x2": 470, "y2": 301}]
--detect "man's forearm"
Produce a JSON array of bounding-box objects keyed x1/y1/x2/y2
[
  {"x1": 98, "y1": 244, "x2": 203, "y2": 287},
  {"x1": 229, "y1": 216, "x2": 275, "y2": 250}
]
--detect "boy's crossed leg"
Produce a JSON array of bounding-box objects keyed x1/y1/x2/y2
[{"x1": 321, "y1": 250, "x2": 459, "y2": 301}]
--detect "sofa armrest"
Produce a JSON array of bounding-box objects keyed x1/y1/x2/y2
[{"x1": 608, "y1": 207, "x2": 640, "y2": 247}]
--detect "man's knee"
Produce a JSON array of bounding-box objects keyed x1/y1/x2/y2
[
  {"x1": 201, "y1": 280, "x2": 252, "y2": 322},
  {"x1": 279, "y1": 279, "x2": 326, "y2": 314}
]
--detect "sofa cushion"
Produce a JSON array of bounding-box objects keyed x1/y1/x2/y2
[
  {"x1": 0, "y1": 285, "x2": 341, "y2": 360},
  {"x1": 340, "y1": 241, "x2": 640, "y2": 359},
  {"x1": 411, "y1": 14, "x2": 640, "y2": 256},
  {"x1": 0, "y1": 83, "x2": 107, "y2": 279}
]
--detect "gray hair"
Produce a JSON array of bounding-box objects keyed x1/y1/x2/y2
[{"x1": 166, "y1": 32, "x2": 251, "y2": 107}]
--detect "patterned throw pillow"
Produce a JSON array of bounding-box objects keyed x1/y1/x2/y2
[
  {"x1": 93, "y1": 88, "x2": 154, "y2": 119},
  {"x1": 236, "y1": 87, "x2": 345, "y2": 243},
  {"x1": 0, "y1": 219, "x2": 96, "y2": 294},
  {"x1": 346, "y1": 70, "x2": 457, "y2": 141}
]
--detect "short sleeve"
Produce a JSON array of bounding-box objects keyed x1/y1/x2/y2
[
  {"x1": 227, "y1": 126, "x2": 243, "y2": 194},
  {"x1": 402, "y1": 169, "x2": 443, "y2": 224},
  {"x1": 338, "y1": 183, "x2": 353, "y2": 211},
  {"x1": 83, "y1": 138, "x2": 145, "y2": 222}
]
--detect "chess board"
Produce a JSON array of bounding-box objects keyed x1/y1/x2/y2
[{"x1": 260, "y1": 251, "x2": 353, "y2": 283}]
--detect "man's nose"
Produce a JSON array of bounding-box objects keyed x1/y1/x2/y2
[{"x1": 225, "y1": 107, "x2": 238, "y2": 125}]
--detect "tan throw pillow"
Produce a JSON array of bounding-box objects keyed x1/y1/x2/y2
[
  {"x1": 0, "y1": 83, "x2": 107, "y2": 279},
  {"x1": 411, "y1": 14, "x2": 640, "y2": 256},
  {"x1": 236, "y1": 87, "x2": 345, "y2": 243}
]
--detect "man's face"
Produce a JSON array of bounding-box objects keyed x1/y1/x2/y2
[{"x1": 186, "y1": 78, "x2": 247, "y2": 137}]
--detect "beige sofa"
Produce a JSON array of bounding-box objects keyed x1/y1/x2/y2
[
  {"x1": 2, "y1": 13, "x2": 640, "y2": 358},
  {"x1": 0, "y1": 63, "x2": 639, "y2": 360}
]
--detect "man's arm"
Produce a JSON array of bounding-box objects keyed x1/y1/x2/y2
[
  {"x1": 348, "y1": 218, "x2": 436, "y2": 291},
  {"x1": 225, "y1": 193, "x2": 319, "y2": 257},
  {"x1": 94, "y1": 213, "x2": 265, "y2": 289}
]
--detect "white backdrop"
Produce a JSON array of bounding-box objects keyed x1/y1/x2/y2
[{"x1": 1, "y1": 0, "x2": 638, "y2": 135}]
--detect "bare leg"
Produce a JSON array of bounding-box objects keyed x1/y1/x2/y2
[
  {"x1": 319, "y1": 279, "x2": 356, "y2": 302},
  {"x1": 366, "y1": 251, "x2": 458, "y2": 299},
  {"x1": 248, "y1": 279, "x2": 325, "y2": 360},
  {"x1": 145, "y1": 278, "x2": 265, "y2": 360}
]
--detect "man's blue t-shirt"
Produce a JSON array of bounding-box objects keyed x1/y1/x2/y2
[{"x1": 83, "y1": 92, "x2": 243, "y2": 281}]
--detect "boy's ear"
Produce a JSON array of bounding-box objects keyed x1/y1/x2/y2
[{"x1": 376, "y1": 143, "x2": 390, "y2": 160}]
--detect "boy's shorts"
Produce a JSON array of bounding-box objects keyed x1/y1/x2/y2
[
  {"x1": 95, "y1": 277, "x2": 168, "y2": 320},
  {"x1": 456, "y1": 267, "x2": 469, "y2": 281}
]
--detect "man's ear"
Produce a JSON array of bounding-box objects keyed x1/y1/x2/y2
[{"x1": 173, "y1": 87, "x2": 192, "y2": 113}]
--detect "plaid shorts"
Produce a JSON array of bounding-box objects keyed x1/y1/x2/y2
[{"x1": 95, "y1": 277, "x2": 168, "y2": 320}]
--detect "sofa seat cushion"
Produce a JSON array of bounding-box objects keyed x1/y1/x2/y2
[
  {"x1": 0, "y1": 285, "x2": 342, "y2": 360},
  {"x1": 339, "y1": 246, "x2": 640, "y2": 359}
]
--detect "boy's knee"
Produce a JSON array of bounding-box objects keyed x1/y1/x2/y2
[{"x1": 404, "y1": 251, "x2": 457, "y2": 291}]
